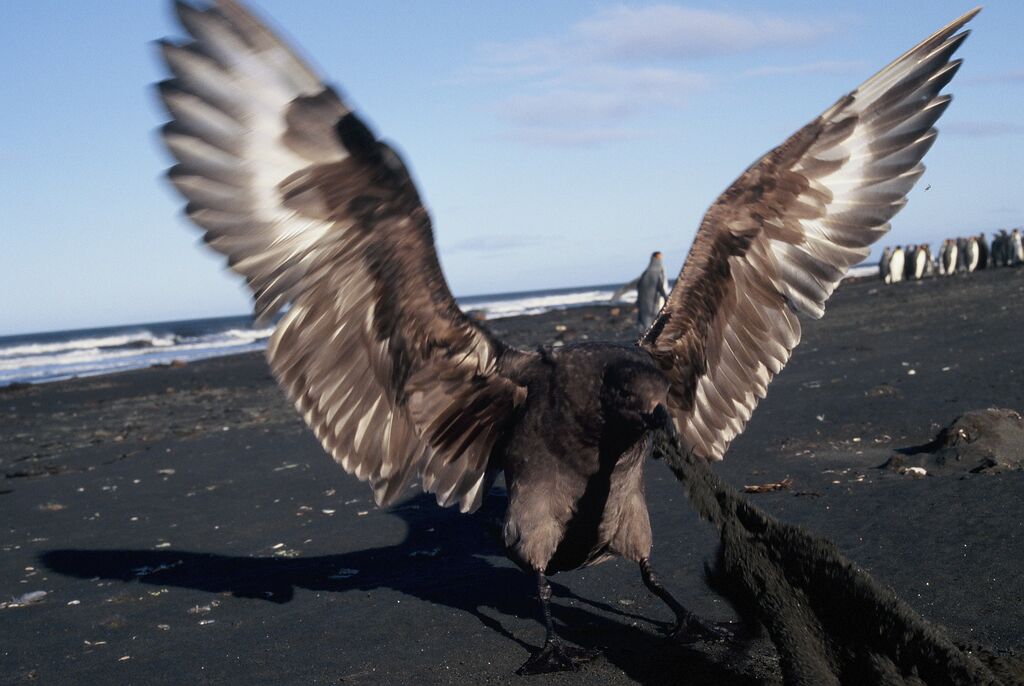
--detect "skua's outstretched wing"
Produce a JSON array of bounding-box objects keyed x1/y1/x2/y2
[
  {"x1": 641, "y1": 10, "x2": 979, "y2": 460},
  {"x1": 156, "y1": 0, "x2": 530, "y2": 512}
]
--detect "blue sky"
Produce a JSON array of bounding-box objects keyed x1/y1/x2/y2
[{"x1": 2, "y1": 1, "x2": 1021, "y2": 336}]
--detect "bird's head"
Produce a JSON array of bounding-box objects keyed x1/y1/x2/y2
[{"x1": 600, "y1": 358, "x2": 670, "y2": 434}]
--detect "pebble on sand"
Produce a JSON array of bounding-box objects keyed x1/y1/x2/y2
[
  {"x1": 899, "y1": 466, "x2": 928, "y2": 477},
  {"x1": 2, "y1": 590, "x2": 47, "y2": 609}
]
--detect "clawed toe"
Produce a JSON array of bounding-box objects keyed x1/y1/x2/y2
[{"x1": 516, "y1": 641, "x2": 600, "y2": 675}]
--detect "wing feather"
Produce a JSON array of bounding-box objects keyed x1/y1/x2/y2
[
  {"x1": 640, "y1": 9, "x2": 976, "y2": 460},
  {"x1": 158, "y1": 0, "x2": 530, "y2": 512}
]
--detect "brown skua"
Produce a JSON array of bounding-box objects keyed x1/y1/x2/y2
[{"x1": 156, "y1": 0, "x2": 977, "y2": 673}]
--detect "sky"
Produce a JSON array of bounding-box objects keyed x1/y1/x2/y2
[{"x1": 2, "y1": 1, "x2": 1022, "y2": 336}]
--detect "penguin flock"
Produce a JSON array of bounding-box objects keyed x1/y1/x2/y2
[{"x1": 880, "y1": 229, "x2": 1024, "y2": 283}]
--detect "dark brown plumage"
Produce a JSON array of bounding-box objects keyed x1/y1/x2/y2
[{"x1": 156, "y1": 0, "x2": 976, "y2": 673}]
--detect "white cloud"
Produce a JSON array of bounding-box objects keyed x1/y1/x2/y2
[
  {"x1": 459, "y1": 4, "x2": 837, "y2": 147},
  {"x1": 575, "y1": 5, "x2": 834, "y2": 60},
  {"x1": 500, "y1": 126, "x2": 642, "y2": 148},
  {"x1": 573, "y1": 65, "x2": 709, "y2": 102},
  {"x1": 450, "y1": 61, "x2": 556, "y2": 86},
  {"x1": 495, "y1": 67, "x2": 709, "y2": 127},
  {"x1": 497, "y1": 90, "x2": 635, "y2": 127}
]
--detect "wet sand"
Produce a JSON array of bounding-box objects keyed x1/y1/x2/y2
[{"x1": 1, "y1": 269, "x2": 1022, "y2": 685}]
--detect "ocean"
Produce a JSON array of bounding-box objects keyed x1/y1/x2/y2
[{"x1": 0, "y1": 265, "x2": 878, "y2": 388}]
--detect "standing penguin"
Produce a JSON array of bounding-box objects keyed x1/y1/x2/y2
[
  {"x1": 880, "y1": 246, "x2": 892, "y2": 283},
  {"x1": 966, "y1": 236, "x2": 980, "y2": 272},
  {"x1": 956, "y1": 237, "x2": 969, "y2": 272},
  {"x1": 889, "y1": 246, "x2": 905, "y2": 283},
  {"x1": 998, "y1": 230, "x2": 1011, "y2": 266},
  {"x1": 993, "y1": 230, "x2": 1010, "y2": 267},
  {"x1": 612, "y1": 252, "x2": 670, "y2": 331},
  {"x1": 977, "y1": 233, "x2": 989, "y2": 269},
  {"x1": 917, "y1": 243, "x2": 933, "y2": 278},
  {"x1": 941, "y1": 239, "x2": 958, "y2": 275},
  {"x1": 1012, "y1": 229, "x2": 1024, "y2": 265},
  {"x1": 635, "y1": 251, "x2": 669, "y2": 331},
  {"x1": 922, "y1": 244, "x2": 937, "y2": 276},
  {"x1": 905, "y1": 245, "x2": 921, "y2": 280}
]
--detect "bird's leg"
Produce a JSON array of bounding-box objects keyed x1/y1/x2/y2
[
  {"x1": 516, "y1": 571, "x2": 598, "y2": 675},
  {"x1": 639, "y1": 557, "x2": 732, "y2": 643}
]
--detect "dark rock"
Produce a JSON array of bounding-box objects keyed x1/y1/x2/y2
[{"x1": 883, "y1": 408, "x2": 1024, "y2": 474}]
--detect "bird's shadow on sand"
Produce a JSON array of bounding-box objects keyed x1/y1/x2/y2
[{"x1": 39, "y1": 493, "x2": 771, "y2": 685}]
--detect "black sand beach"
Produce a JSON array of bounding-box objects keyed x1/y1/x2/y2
[{"x1": 2, "y1": 270, "x2": 1023, "y2": 685}]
